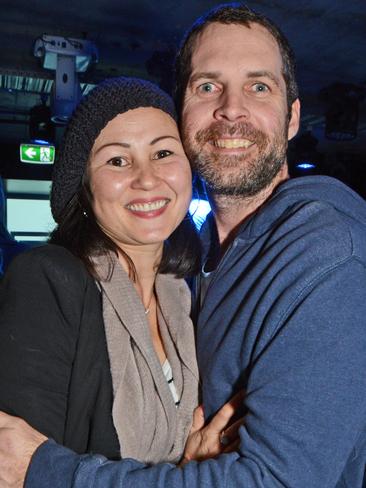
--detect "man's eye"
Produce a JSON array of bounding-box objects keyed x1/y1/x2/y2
[
  {"x1": 252, "y1": 83, "x2": 269, "y2": 93},
  {"x1": 197, "y1": 82, "x2": 217, "y2": 94},
  {"x1": 106, "y1": 157, "x2": 127, "y2": 167},
  {"x1": 154, "y1": 149, "x2": 173, "y2": 160}
]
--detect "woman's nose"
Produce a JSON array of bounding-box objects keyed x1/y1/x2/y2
[{"x1": 130, "y1": 163, "x2": 160, "y2": 190}]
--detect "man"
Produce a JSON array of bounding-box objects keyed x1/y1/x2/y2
[{"x1": 2, "y1": 3, "x2": 366, "y2": 487}]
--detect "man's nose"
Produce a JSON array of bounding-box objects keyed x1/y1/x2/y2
[{"x1": 213, "y1": 90, "x2": 250, "y2": 122}]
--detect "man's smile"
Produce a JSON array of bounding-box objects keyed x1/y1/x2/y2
[{"x1": 212, "y1": 138, "x2": 254, "y2": 149}]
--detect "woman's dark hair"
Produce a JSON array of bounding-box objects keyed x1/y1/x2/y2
[
  {"x1": 49, "y1": 176, "x2": 201, "y2": 281},
  {"x1": 174, "y1": 2, "x2": 298, "y2": 118}
]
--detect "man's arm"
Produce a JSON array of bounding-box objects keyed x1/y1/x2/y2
[{"x1": 2, "y1": 259, "x2": 366, "y2": 487}]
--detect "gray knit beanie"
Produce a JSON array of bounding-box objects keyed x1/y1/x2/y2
[{"x1": 51, "y1": 77, "x2": 177, "y2": 222}]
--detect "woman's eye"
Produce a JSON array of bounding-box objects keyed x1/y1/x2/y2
[
  {"x1": 154, "y1": 149, "x2": 173, "y2": 160},
  {"x1": 106, "y1": 157, "x2": 127, "y2": 167},
  {"x1": 197, "y1": 82, "x2": 217, "y2": 94},
  {"x1": 252, "y1": 83, "x2": 269, "y2": 93}
]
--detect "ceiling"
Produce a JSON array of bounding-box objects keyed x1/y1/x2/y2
[{"x1": 0, "y1": 0, "x2": 365, "y2": 189}]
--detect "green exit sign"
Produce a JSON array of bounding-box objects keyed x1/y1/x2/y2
[{"x1": 20, "y1": 144, "x2": 55, "y2": 164}]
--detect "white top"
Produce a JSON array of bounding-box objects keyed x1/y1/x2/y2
[{"x1": 162, "y1": 358, "x2": 180, "y2": 407}]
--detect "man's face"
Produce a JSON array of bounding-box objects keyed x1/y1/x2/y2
[{"x1": 181, "y1": 22, "x2": 300, "y2": 197}]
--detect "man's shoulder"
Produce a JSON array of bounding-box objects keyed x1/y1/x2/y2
[
  {"x1": 270, "y1": 199, "x2": 363, "y2": 269},
  {"x1": 261, "y1": 176, "x2": 366, "y2": 257}
]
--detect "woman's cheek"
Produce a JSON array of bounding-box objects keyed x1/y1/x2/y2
[
  {"x1": 168, "y1": 160, "x2": 192, "y2": 185},
  {"x1": 92, "y1": 173, "x2": 126, "y2": 201}
]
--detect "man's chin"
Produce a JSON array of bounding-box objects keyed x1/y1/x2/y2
[
  {"x1": 201, "y1": 173, "x2": 252, "y2": 196},
  {"x1": 199, "y1": 156, "x2": 286, "y2": 198}
]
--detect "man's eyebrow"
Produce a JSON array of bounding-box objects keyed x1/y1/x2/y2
[
  {"x1": 188, "y1": 70, "x2": 282, "y2": 89},
  {"x1": 188, "y1": 72, "x2": 221, "y2": 85},
  {"x1": 150, "y1": 135, "x2": 180, "y2": 145},
  {"x1": 247, "y1": 70, "x2": 281, "y2": 88},
  {"x1": 94, "y1": 142, "x2": 130, "y2": 155}
]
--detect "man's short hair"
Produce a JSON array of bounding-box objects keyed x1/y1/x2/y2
[{"x1": 174, "y1": 2, "x2": 299, "y2": 117}]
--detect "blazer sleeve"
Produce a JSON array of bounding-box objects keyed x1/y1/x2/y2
[{"x1": 0, "y1": 246, "x2": 89, "y2": 443}]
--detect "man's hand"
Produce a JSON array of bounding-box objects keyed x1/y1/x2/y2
[
  {"x1": 0, "y1": 411, "x2": 47, "y2": 487},
  {"x1": 181, "y1": 391, "x2": 244, "y2": 466}
]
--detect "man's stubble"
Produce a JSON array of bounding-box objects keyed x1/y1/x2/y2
[{"x1": 182, "y1": 120, "x2": 289, "y2": 198}]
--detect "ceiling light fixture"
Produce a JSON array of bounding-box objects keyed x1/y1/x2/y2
[{"x1": 33, "y1": 35, "x2": 98, "y2": 124}]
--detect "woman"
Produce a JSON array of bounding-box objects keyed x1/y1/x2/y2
[{"x1": 0, "y1": 77, "x2": 234, "y2": 466}]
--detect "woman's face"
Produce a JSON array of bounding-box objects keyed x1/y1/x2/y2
[{"x1": 88, "y1": 107, "x2": 192, "y2": 250}]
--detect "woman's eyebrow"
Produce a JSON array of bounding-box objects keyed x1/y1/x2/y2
[
  {"x1": 93, "y1": 142, "x2": 130, "y2": 155},
  {"x1": 150, "y1": 135, "x2": 180, "y2": 145},
  {"x1": 93, "y1": 136, "x2": 180, "y2": 153}
]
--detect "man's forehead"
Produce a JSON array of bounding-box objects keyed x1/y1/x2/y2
[
  {"x1": 190, "y1": 21, "x2": 282, "y2": 73},
  {"x1": 192, "y1": 22, "x2": 280, "y2": 58}
]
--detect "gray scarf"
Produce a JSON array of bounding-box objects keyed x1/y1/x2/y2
[{"x1": 94, "y1": 255, "x2": 199, "y2": 464}]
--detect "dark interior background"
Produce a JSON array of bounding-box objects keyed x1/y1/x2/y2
[{"x1": 0, "y1": 0, "x2": 365, "y2": 195}]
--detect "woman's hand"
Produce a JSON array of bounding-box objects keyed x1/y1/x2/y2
[
  {"x1": 0, "y1": 411, "x2": 47, "y2": 488},
  {"x1": 181, "y1": 391, "x2": 244, "y2": 465}
]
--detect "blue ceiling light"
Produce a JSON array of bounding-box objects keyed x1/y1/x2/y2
[
  {"x1": 296, "y1": 162, "x2": 316, "y2": 170},
  {"x1": 31, "y1": 139, "x2": 51, "y2": 145}
]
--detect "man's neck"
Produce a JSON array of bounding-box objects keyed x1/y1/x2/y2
[{"x1": 209, "y1": 165, "x2": 289, "y2": 247}]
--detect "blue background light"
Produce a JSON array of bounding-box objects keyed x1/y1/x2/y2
[
  {"x1": 189, "y1": 198, "x2": 211, "y2": 230},
  {"x1": 296, "y1": 162, "x2": 316, "y2": 170}
]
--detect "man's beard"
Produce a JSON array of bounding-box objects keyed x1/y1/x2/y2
[{"x1": 183, "y1": 121, "x2": 288, "y2": 198}]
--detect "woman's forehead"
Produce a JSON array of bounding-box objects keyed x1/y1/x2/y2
[{"x1": 93, "y1": 107, "x2": 180, "y2": 147}]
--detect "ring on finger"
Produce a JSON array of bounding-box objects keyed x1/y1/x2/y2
[{"x1": 220, "y1": 431, "x2": 230, "y2": 446}]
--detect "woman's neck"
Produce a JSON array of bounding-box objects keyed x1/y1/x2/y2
[
  {"x1": 117, "y1": 243, "x2": 162, "y2": 308},
  {"x1": 117, "y1": 243, "x2": 167, "y2": 364}
]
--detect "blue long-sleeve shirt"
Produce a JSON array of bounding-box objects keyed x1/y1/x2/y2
[{"x1": 27, "y1": 176, "x2": 366, "y2": 487}]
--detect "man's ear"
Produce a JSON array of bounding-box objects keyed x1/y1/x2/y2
[{"x1": 288, "y1": 98, "x2": 300, "y2": 141}]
